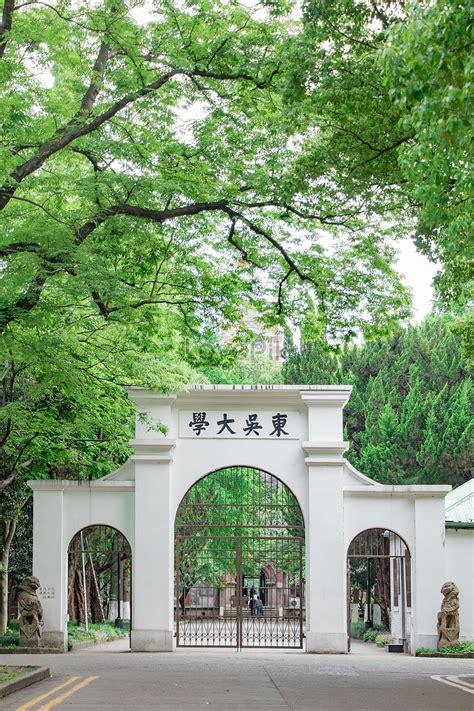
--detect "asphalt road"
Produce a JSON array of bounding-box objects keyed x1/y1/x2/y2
[{"x1": 3, "y1": 639, "x2": 473, "y2": 710}]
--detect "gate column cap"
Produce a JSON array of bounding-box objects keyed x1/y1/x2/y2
[
  {"x1": 300, "y1": 388, "x2": 352, "y2": 408},
  {"x1": 130, "y1": 438, "x2": 176, "y2": 462}
]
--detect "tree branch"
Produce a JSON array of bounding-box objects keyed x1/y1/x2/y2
[
  {"x1": 223, "y1": 206, "x2": 327, "y2": 317},
  {"x1": 277, "y1": 268, "x2": 294, "y2": 315},
  {"x1": 74, "y1": 199, "x2": 229, "y2": 245},
  {"x1": 227, "y1": 219, "x2": 263, "y2": 268},
  {"x1": 0, "y1": 0, "x2": 15, "y2": 59},
  {"x1": 0, "y1": 63, "x2": 277, "y2": 211}
]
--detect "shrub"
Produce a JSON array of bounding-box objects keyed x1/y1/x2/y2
[
  {"x1": 363, "y1": 629, "x2": 378, "y2": 642},
  {"x1": 363, "y1": 627, "x2": 389, "y2": 643},
  {"x1": 0, "y1": 628, "x2": 20, "y2": 648},
  {"x1": 350, "y1": 621, "x2": 366, "y2": 639},
  {"x1": 416, "y1": 641, "x2": 474, "y2": 655}
]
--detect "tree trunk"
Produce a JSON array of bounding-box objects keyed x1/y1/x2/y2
[
  {"x1": 67, "y1": 537, "x2": 81, "y2": 621},
  {"x1": 0, "y1": 519, "x2": 17, "y2": 635},
  {"x1": 88, "y1": 554, "x2": 105, "y2": 623},
  {"x1": 108, "y1": 538, "x2": 118, "y2": 621},
  {"x1": 373, "y1": 558, "x2": 390, "y2": 628},
  {"x1": 89, "y1": 559, "x2": 104, "y2": 623},
  {"x1": 72, "y1": 569, "x2": 86, "y2": 624}
]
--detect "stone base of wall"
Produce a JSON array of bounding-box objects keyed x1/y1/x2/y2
[
  {"x1": 306, "y1": 631, "x2": 347, "y2": 653},
  {"x1": 42, "y1": 630, "x2": 66, "y2": 651},
  {"x1": 131, "y1": 629, "x2": 173, "y2": 652}
]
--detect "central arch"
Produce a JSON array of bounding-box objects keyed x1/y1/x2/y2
[{"x1": 174, "y1": 466, "x2": 305, "y2": 648}]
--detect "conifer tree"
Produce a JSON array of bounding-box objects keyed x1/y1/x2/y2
[{"x1": 283, "y1": 317, "x2": 472, "y2": 486}]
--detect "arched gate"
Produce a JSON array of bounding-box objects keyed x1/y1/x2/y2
[{"x1": 175, "y1": 466, "x2": 305, "y2": 648}]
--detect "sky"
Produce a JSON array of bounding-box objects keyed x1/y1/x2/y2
[{"x1": 396, "y1": 238, "x2": 437, "y2": 323}]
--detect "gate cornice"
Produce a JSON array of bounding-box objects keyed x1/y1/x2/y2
[{"x1": 303, "y1": 441, "x2": 348, "y2": 465}]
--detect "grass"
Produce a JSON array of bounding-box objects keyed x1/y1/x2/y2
[
  {"x1": 0, "y1": 620, "x2": 20, "y2": 648},
  {"x1": 364, "y1": 626, "x2": 388, "y2": 642},
  {"x1": 416, "y1": 641, "x2": 474, "y2": 655},
  {"x1": 0, "y1": 618, "x2": 129, "y2": 650},
  {"x1": 0, "y1": 665, "x2": 27, "y2": 683},
  {"x1": 350, "y1": 621, "x2": 388, "y2": 641},
  {"x1": 375, "y1": 633, "x2": 391, "y2": 646},
  {"x1": 67, "y1": 621, "x2": 130, "y2": 650}
]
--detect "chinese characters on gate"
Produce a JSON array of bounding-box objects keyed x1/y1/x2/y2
[{"x1": 189, "y1": 412, "x2": 289, "y2": 437}]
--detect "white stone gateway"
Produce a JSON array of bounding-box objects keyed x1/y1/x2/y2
[{"x1": 29, "y1": 385, "x2": 470, "y2": 653}]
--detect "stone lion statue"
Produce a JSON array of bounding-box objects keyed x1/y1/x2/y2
[
  {"x1": 437, "y1": 581, "x2": 460, "y2": 650},
  {"x1": 18, "y1": 576, "x2": 43, "y2": 647}
]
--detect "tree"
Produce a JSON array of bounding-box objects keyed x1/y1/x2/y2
[
  {"x1": 0, "y1": 0, "x2": 411, "y2": 350},
  {"x1": 283, "y1": 316, "x2": 473, "y2": 486},
  {"x1": 382, "y1": 0, "x2": 473, "y2": 309},
  {"x1": 0, "y1": 477, "x2": 29, "y2": 634},
  {"x1": 289, "y1": 0, "x2": 472, "y2": 317}
]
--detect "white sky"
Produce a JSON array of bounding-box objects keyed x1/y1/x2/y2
[{"x1": 396, "y1": 238, "x2": 437, "y2": 322}]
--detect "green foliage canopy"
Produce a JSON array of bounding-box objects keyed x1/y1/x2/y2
[
  {"x1": 1, "y1": 0, "x2": 411, "y2": 347},
  {"x1": 290, "y1": 0, "x2": 472, "y2": 316}
]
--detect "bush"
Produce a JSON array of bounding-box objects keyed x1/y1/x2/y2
[
  {"x1": 363, "y1": 629, "x2": 379, "y2": 642},
  {"x1": 362, "y1": 626, "x2": 389, "y2": 643},
  {"x1": 416, "y1": 641, "x2": 474, "y2": 655},
  {"x1": 350, "y1": 621, "x2": 366, "y2": 639},
  {"x1": 67, "y1": 621, "x2": 129, "y2": 648},
  {"x1": 375, "y1": 633, "x2": 391, "y2": 646},
  {"x1": 0, "y1": 626, "x2": 20, "y2": 648}
]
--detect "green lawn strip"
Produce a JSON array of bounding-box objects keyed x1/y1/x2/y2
[
  {"x1": 0, "y1": 666, "x2": 28, "y2": 683},
  {"x1": 67, "y1": 621, "x2": 129, "y2": 649},
  {"x1": 0, "y1": 619, "x2": 129, "y2": 650},
  {"x1": 416, "y1": 641, "x2": 474, "y2": 655},
  {"x1": 0, "y1": 621, "x2": 20, "y2": 648}
]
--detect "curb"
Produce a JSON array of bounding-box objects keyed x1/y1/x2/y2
[
  {"x1": 69, "y1": 632, "x2": 128, "y2": 651},
  {"x1": 416, "y1": 652, "x2": 474, "y2": 658},
  {"x1": 0, "y1": 647, "x2": 63, "y2": 654},
  {"x1": 0, "y1": 666, "x2": 50, "y2": 698}
]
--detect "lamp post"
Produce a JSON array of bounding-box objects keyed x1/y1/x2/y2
[{"x1": 115, "y1": 552, "x2": 123, "y2": 629}]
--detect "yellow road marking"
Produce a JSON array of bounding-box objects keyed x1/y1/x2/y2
[
  {"x1": 37, "y1": 675, "x2": 97, "y2": 710},
  {"x1": 16, "y1": 677, "x2": 81, "y2": 711}
]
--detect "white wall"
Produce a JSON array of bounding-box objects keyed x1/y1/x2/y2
[
  {"x1": 32, "y1": 483, "x2": 134, "y2": 650},
  {"x1": 30, "y1": 385, "x2": 454, "y2": 654},
  {"x1": 445, "y1": 528, "x2": 474, "y2": 640}
]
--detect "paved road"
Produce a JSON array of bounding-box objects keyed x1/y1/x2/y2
[{"x1": 3, "y1": 639, "x2": 473, "y2": 710}]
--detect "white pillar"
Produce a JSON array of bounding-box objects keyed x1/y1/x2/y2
[
  {"x1": 305, "y1": 455, "x2": 347, "y2": 652},
  {"x1": 130, "y1": 440, "x2": 175, "y2": 651},
  {"x1": 301, "y1": 388, "x2": 351, "y2": 653},
  {"x1": 30, "y1": 485, "x2": 67, "y2": 651},
  {"x1": 412, "y1": 496, "x2": 447, "y2": 650}
]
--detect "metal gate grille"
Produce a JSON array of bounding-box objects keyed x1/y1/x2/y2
[{"x1": 175, "y1": 467, "x2": 305, "y2": 648}]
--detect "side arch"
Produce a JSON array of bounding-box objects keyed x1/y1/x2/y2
[
  {"x1": 67, "y1": 524, "x2": 132, "y2": 644},
  {"x1": 346, "y1": 527, "x2": 412, "y2": 653}
]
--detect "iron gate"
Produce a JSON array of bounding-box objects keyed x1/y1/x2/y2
[{"x1": 174, "y1": 466, "x2": 305, "y2": 648}]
